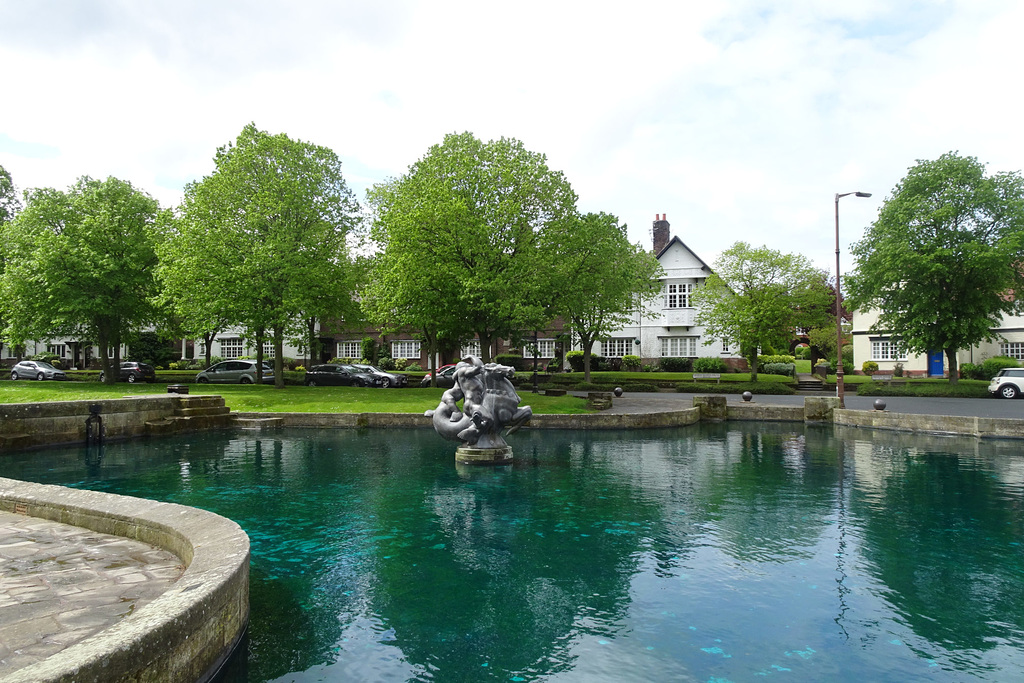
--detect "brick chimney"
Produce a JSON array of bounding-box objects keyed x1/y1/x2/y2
[{"x1": 652, "y1": 214, "x2": 670, "y2": 254}]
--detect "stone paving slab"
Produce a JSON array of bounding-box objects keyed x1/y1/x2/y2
[{"x1": 0, "y1": 510, "x2": 184, "y2": 678}]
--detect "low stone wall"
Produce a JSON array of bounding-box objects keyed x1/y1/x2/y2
[
  {"x1": 0, "y1": 477, "x2": 250, "y2": 683},
  {"x1": 834, "y1": 409, "x2": 1024, "y2": 439},
  {"x1": 0, "y1": 396, "x2": 232, "y2": 452}
]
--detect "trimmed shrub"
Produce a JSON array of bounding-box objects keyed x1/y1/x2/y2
[
  {"x1": 959, "y1": 362, "x2": 984, "y2": 380},
  {"x1": 762, "y1": 362, "x2": 795, "y2": 378},
  {"x1": 405, "y1": 363, "x2": 422, "y2": 372},
  {"x1": 674, "y1": 381, "x2": 795, "y2": 395},
  {"x1": 565, "y1": 350, "x2": 585, "y2": 372},
  {"x1": 862, "y1": 361, "x2": 879, "y2": 374},
  {"x1": 692, "y1": 357, "x2": 727, "y2": 373},
  {"x1": 659, "y1": 357, "x2": 692, "y2": 372},
  {"x1": 857, "y1": 382, "x2": 989, "y2": 398},
  {"x1": 981, "y1": 356, "x2": 1019, "y2": 380},
  {"x1": 757, "y1": 355, "x2": 795, "y2": 372},
  {"x1": 621, "y1": 354, "x2": 642, "y2": 371},
  {"x1": 496, "y1": 353, "x2": 526, "y2": 371},
  {"x1": 378, "y1": 357, "x2": 396, "y2": 371}
]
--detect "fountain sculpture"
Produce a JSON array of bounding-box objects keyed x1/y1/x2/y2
[{"x1": 425, "y1": 356, "x2": 532, "y2": 464}]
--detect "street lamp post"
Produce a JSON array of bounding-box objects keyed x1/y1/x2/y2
[{"x1": 834, "y1": 191, "x2": 871, "y2": 408}]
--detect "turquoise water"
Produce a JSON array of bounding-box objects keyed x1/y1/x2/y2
[{"x1": 4, "y1": 423, "x2": 1024, "y2": 682}]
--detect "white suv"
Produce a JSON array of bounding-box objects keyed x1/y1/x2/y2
[{"x1": 988, "y1": 367, "x2": 1024, "y2": 399}]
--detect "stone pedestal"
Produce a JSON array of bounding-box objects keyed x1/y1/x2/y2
[
  {"x1": 455, "y1": 445, "x2": 513, "y2": 465},
  {"x1": 693, "y1": 395, "x2": 727, "y2": 420}
]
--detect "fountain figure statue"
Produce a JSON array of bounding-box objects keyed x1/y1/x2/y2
[{"x1": 425, "y1": 356, "x2": 532, "y2": 464}]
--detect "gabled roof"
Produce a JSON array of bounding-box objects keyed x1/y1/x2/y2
[{"x1": 656, "y1": 235, "x2": 712, "y2": 272}]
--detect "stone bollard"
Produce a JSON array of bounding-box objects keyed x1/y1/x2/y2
[
  {"x1": 693, "y1": 395, "x2": 727, "y2": 421},
  {"x1": 804, "y1": 396, "x2": 840, "y2": 422},
  {"x1": 586, "y1": 392, "x2": 614, "y2": 411}
]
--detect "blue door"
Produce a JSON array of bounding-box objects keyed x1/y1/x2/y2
[{"x1": 928, "y1": 351, "x2": 944, "y2": 377}]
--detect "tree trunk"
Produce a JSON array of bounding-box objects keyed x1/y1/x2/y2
[
  {"x1": 274, "y1": 326, "x2": 285, "y2": 389},
  {"x1": 749, "y1": 349, "x2": 759, "y2": 382},
  {"x1": 946, "y1": 348, "x2": 959, "y2": 384},
  {"x1": 580, "y1": 333, "x2": 594, "y2": 384},
  {"x1": 255, "y1": 328, "x2": 265, "y2": 384},
  {"x1": 97, "y1": 328, "x2": 115, "y2": 384},
  {"x1": 203, "y1": 331, "x2": 215, "y2": 367},
  {"x1": 477, "y1": 332, "x2": 494, "y2": 363}
]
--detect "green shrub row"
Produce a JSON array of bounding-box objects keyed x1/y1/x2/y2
[
  {"x1": 856, "y1": 381, "x2": 990, "y2": 398},
  {"x1": 761, "y1": 362, "x2": 795, "y2": 378},
  {"x1": 674, "y1": 381, "x2": 795, "y2": 395},
  {"x1": 960, "y1": 356, "x2": 1019, "y2": 380}
]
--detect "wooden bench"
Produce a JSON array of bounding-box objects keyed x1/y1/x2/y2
[{"x1": 692, "y1": 373, "x2": 721, "y2": 384}]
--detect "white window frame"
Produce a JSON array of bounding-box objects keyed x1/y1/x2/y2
[
  {"x1": 523, "y1": 339, "x2": 556, "y2": 359},
  {"x1": 337, "y1": 341, "x2": 362, "y2": 359},
  {"x1": 262, "y1": 342, "x2": 275, "y2": 358},
  {"x1": 663, "y1": 282, "x2": 693, "y2": 309},
  {"x1": 1000, "y1": 342, "x2": 1024, "y2": 360},
  {"x1": 870, "y1": 339, "x2": 907, "y2": 361},
  {"x1": 47, "y1": 344, "x2": 67, "y2": 358},
  {"x1": 602, "y1": 338, "x2": 633, "y2": 358},
  {"x1": 220, "y1": 338, "x2": 244, "y2": 360},
  {"x1": 462, "y1": 340, "x2": 481, "y2": 358},
  {"x1": 392, "y1": 340, "x2": 421, "y2": 359},
  {"x1": 661, "y1": 336, "x2": 698, "y2": 357}
]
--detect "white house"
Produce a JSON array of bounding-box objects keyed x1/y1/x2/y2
[
  {"x1": 596, "y1": 215, "x2": 743, "y2": 368},
  {"x1": 851, "y1": 308, "x2": 1024, "y2": 377}
]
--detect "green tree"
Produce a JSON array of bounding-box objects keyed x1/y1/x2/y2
[
  {"x1": 0, "y1": 176, "x2": 161, "y2": 382},
  {"x1": 365, "y1": 132, "x2": 577, "y2": 368},
  {"x1": 550, "y1": 212, "x2": 662, "y2": 382},
  {"x1": 692, "y1": 242, "x2": 832, "y2": 381},
  {"x1": 846, "y1": 152, "x2": 1024, "y2": 383},
  {"x1": 0, "y1": 164, "x2": 20, "y2": 226},
  {"x1": 158, "y1": 124, "x2": 361, "y2": 387}
]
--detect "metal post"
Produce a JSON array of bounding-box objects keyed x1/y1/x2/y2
[
  {"x1": 834, "y1": 191, "x2": 871, "y2": 409},
  {"x1": 532, "y1": 330, "x2": 539, "y2": 393}
]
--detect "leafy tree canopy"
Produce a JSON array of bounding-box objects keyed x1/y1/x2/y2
[
  {"x1": 549, "y1": 211, "x2": 662, "y2": 381},
  {"x1": 0, "y1": 164, "x2": 20, "y2": 226},
  {"x1": 845, "y1": 152, "x2": 1024, "y2": 382},
  {"x1": 692, "y1": 242, "x2": 832, "y2": 380},
  {"x1": 0, "y1": 176, "x2": 161, "y2": 381},
  {"x1": 366, "y1": 131, "x2": 577, "y2": 365},
  {"x1": 159, "y1": 123, "x2": 361, "y2": 385}
]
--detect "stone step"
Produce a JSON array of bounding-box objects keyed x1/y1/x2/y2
[
  {"x1": 235, "y1": 417, "x2": 284, "y2": 431},
  {"x1": 174, "y1": 406, "x2": 231, "y2": 418},
  {"x1": 145, "y1": 418, "x2": 181, "y2": 436},
  {"x1": 0, "y1": 433, "x2": 32, "y2": 450}
]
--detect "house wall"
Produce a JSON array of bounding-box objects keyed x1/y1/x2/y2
[{"x1": 852, "y1": 309, "x2": 1024, "y2": 377}]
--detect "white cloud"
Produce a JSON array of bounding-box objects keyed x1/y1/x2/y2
[{"x1": 1, "y1": 0, "x2": 1020, "y2": 275}]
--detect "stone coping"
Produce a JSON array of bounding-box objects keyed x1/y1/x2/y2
[{"x1": 0, "y1": 478, "x2": 249, "y2": 683}]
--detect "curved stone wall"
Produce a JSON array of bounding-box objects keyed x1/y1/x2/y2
[{"x1": 0, "y1": 478, "x2": 249, "y2": 683}]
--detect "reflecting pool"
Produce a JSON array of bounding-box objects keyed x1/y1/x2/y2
[{"x1": 4, "y1": 423, "x2": 1024, "y2": 682}]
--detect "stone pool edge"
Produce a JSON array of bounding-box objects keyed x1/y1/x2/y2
[{"x1": 0, "y1": 477, "x2": 250, "y2": 683}]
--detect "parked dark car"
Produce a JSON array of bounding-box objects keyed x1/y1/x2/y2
[
  {"x1": 351, "y1": 363, "x2": 408, "y2": 388},
  {"x1": 195, "y1": 360, "x2": 274, "y2": 384},
  {"x1": 420, "y1": 364, "x2": 458, "y2": 388},
  {"x1": 304, "y1": 364, "x2": 383, "y2": 387},
  {"x1": 10, "y1": 360, "x2": 67, "y2": 381},
  {"x1": 99, "y1": 361, "x2": 156, "y2": 383}
]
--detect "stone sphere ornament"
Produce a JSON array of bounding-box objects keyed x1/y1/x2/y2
[
  {"x1": 742, "y1": 391, "x2": 753, "y2": 402},
  {"x1": 874, "y1": 399, "x2": 887, "y2": 411},
  {"x1": 613, "y1": 387, "x2": 623, "y2": 397}
]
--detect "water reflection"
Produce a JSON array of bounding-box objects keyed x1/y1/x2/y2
[{"x1": 3, "y1": 424, "x2": 1023, "y2": 681}]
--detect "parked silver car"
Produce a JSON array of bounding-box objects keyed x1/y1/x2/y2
[
  {"x1": 988, "y1": 367, "x2": 1024, "y2": 399},
  {"x1": 195, "y1": 360, "x2": 274, "y2": 384},
  {"x1": 10, "y1": 360, "x2": 68, "y2": 381}
]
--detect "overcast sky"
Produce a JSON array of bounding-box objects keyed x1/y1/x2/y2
[{"x1": 2, "y1": 0, "x2": 1021, "y2": 274}]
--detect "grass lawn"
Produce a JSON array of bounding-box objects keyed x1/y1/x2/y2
[{"x1": 0, "y1": 381, "x2": 592, "y2": 414}]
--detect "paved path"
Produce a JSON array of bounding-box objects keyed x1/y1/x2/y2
[{"x1": 0, "y1": 511, "x2": 184, "y2": 678}]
